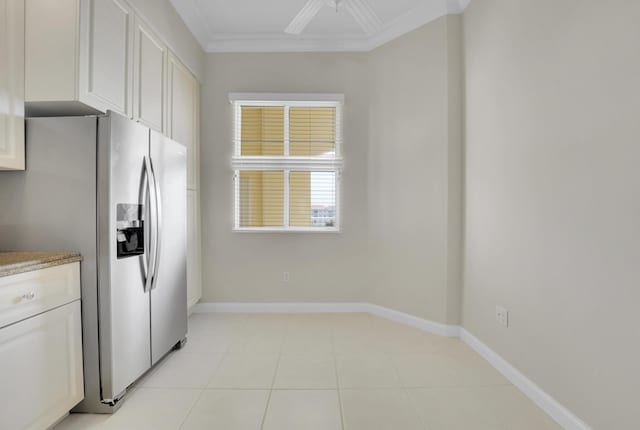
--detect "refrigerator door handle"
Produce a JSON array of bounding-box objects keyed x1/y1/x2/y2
[
  {"x1": 149, "y1": 156, "x2": 163, "y2": 290},
  {"x1": 144, "y1": 155, "x2": 158, "y2": 293},
  {"x1": 140, "y1": 160, "x2": 149, "y2": 283}
]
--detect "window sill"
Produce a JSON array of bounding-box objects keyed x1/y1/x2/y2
[{"x1": 233, "y1": 227, "x2": 340, "y2": 234}]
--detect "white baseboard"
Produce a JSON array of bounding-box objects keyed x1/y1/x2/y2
[
  {"x1": 192, "y1": 302, "x2": 371, "y2": 314},
  {"x1": 366, "y1": 303, "x2": 461, "y2": 338},
  {"x1": 187, "y1": 298, "x2": 200, "y2": 316},
  {"x1": 460, "y1": 329, "x2": 590, "y2": 430},
  {"x1": 193, "y1": 302, "x2": 459, "y2": 337},
  {"x1": 194, "y1": 301, "x2": 588, "y2": 429}
]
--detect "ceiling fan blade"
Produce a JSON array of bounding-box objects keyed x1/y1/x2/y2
[
  {"x1": 285, "y1": 0, "x2": 325, "y2": 35},
  {"x1": 344, "y1": 0, "x2": 382, "y2": 35}
]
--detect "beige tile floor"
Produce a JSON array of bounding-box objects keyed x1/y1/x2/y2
[{"x1": 54, "y1": 313, "x2": 560, "y2": 430}]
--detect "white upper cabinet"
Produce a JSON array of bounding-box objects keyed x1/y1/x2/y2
[
  {"x1": 25, "y1": 0, "x2": 79, "y2": 105},
  {"x1": 25, "y1": 0, "x2": 133, "y2": 117},
  {"x1": 26, "y1": 0, "x2": 186, "y2": 127},
  {"x1": 133, "y1": 16, "x2": 166, "y2": 133},
  {"x1": 0, "y1": 0, "x2": 25, "y2": 170},
  {"x1": 168, "y1": 52, "x2": 199, "y2": 190},
  {"x1": 25, "y1": 0, "x2": 196, "y2": 137},
  {"x1": 78, "y1": 0, "x2": 134, "y2": 116}
]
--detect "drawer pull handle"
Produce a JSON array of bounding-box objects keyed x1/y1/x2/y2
[{"x1": 21, "y1": 292, "x2": 36, "y2": 300}]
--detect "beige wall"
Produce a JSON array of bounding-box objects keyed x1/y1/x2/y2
[
  {"x1": 128, "y1": 0, "x2": 205, "y2": 81},
  {"x1": 463, "y1": 0, "x2": 640, "y2": 427},
  {"x1": 200, "y1": 52, "x2": 371, "y2": 302},
  {"x1": 200, "y1": 18, "x2": 463, "y2": 322},
  {"x1": 367, "y1": 16, "x2": 463, "y2": 323}
]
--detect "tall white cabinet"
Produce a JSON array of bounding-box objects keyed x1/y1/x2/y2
[
  {"x1": 0, "y1": 0, "x2": 25, "y2": 170},
  {"x1": 168, "y1": 53, "x2": 202, "y2": 311}
]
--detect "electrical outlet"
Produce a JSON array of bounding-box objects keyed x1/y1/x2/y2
[
  {"x1": 283, "y1": 271, "x2": 290, "y2": 282},
  {"x1": 496, "y1": 306, "x2": 509, "y2": 327}
]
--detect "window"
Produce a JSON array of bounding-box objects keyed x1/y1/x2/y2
[{"x1": 230, "y1": 93, "x2": 344, "y2": 232}]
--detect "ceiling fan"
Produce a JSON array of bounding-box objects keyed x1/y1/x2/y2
[{"x1": 285, "y1": 0, "x2": 383, "y2": 35}]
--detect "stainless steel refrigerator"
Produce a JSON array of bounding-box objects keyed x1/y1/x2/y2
[{"x1": 0, "y1": 111, "x2": 187, "y2": 413}]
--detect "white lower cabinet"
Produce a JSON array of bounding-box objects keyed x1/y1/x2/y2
[{"x1": 0, "y1": 264, "x2": 84, "y2": 430}]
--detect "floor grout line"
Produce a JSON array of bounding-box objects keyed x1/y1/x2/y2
[
  {"x1": 258, "y1": 315, "x2": 287, "y2": 430},
  {"x1": 332, "y1": 325, "x2": 346, "y2": 430},
  {"x1": 386, "y1": 349, "x2": 430, "y2": 430},
  {"x1": 176, "y1": 318, "x2": 242, "y2": 430},
  {"x1": 175, "y1": 388, "x2": 206, "y2": 430}
]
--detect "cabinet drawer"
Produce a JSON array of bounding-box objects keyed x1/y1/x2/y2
[{"x1": 0, "y1": 262, "x2": 81, "y2": 328}]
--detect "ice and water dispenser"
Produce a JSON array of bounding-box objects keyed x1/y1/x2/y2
[{"x1": 116, "y1": 204, "x2": 144, "y2": 258}]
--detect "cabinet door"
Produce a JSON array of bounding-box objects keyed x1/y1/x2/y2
[
  {"x1": 168, "y1": 53, "x2": 199, "y2": 190},
  {"x1": 0, "y1": 0, "x2": 25, "y2": 170},
  {"x1": 0, "y1": 301, "x2": 83, "y2": 430},
  {"x1": 133, "y1": 17, "x2": 166, "y2": 132},
  {"x1": 79, "y1": 0, "x2": 134, "y2": 117},
  {"x1": 187, "y1": 189, "x2": 202, "y2": 310}
]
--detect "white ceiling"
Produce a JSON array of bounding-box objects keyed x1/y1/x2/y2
[{"x1": 170, "y1": 0, "x2": 471, "y2": 53}]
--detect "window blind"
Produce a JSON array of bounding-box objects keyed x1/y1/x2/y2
[{"x1": 231, "y1": 95, "x2": 343, "y2": 231}]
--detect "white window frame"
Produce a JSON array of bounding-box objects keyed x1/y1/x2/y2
[{"x1": 230, "y1": 93, "x2": 344, "y2": 233}]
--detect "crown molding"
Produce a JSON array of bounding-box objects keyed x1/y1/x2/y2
[
  {"x1": 169, "y1": 0, "x2": 215, "y2": 49},
  {"x1": 172, "y1": 0, "x2": 471, "y2": 53},
  {"x1": 205, "y1": 33, "x2": 370, "y2": 53},
  {"x1": 368, "y1": 0, "x2": 449, "y2": 51}
]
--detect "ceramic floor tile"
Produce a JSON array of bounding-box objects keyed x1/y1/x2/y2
[
  {"x1": 333, "y1": 335, "x2": 388, "y2": 355},
  {"x1": 336, "y1": 355, "x2": 402, "y2": 388},
  {"x1": 243, "y1": 314, "x2": 290, "y2": 332},
  {"x1": 286, "y1": 314, "x2": 338, "y2": 331},
  {"x1": 57, "y1": 388, "x2": 201, "y2": 430},
  {"x1": 52, "y1": 414, "x2": 109, "y2": 430},
  {"x1": 179, "y1": 389, "x2": 270, "y2": 430},
  {"x1": 228, "y1": 332, "x2": 285, "y2": 353},
  {"x1": 340, "y1": 388, "x2": 424, "y2": 430},
  {"x1": 281, "y1": 332, "x2": 334, "y2": 354},
  {"x1": 208, "y1": 353, "x2": 279, "y2": 389},
  {"x1": 183, "y1": 327, "x2": 240, "y2": 354},
  {"x1": 262, "y1": 390, "x2": 342, "y2": 430},
  {"x1": 141, "y1": 350, "x2": 225, "y2": 388},
  {"x1": 440, "y1": 343, "x2": 510, "y2": 386},
  {"x1": 392, "y1": 353, "x2": 460, "y2": 388},
  {"x1": 382, "y1": 331, "x2": 446, "y2": 354},
  {"x1": 407, "y1": 387, "x2": 502, "y2": 430},
  {"x1": 450, "y1": 354, "x2": 510, "y2": 386},
  {"x1": 273, "y1": 354, "x2": 337, "y2": 389},
  {"x1": 54, "y1": 313, "x2": 559, "y2": 430},
  {"x1": 485, "y1": 385, "x2": 561, "y2": 429},
  {"x1": 407, "y1": 386, "x2": 561, "y2": 430}
]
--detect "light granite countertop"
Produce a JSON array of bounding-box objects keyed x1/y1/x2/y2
[{"x1": 0, "y1": 252, "x2": 82, "y2": 278}]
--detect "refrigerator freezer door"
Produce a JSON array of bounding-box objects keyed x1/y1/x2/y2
[
  {"x1": 149, "y1": 130, "x2": 188, "y2": 365},
  {"x1": 98, "y1": 113, "x2": 152, "y2": 402}
]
